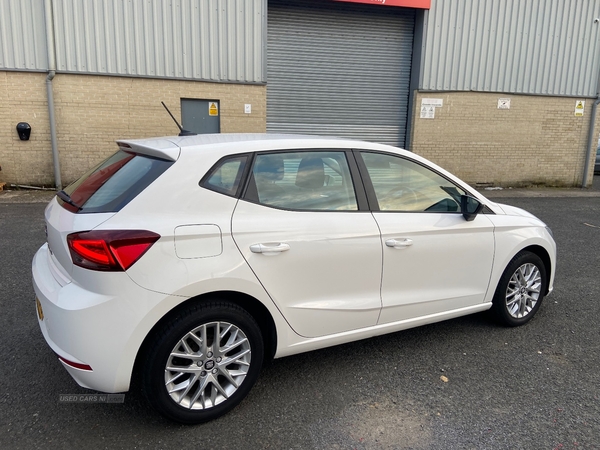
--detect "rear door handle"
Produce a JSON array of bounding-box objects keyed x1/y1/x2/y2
[
  {"x1": 385, "y1": 238, "x2": 413, "y2": 249},
  {"x1": 250, "y1": 243, "x2": 291, "y2": 255}
]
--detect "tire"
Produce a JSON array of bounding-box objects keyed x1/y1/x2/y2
[
  {"x1": 142, "y1": 301, "x2": 264, "y2": 424},
  {"x1": 491, "y1": 251, "x2": 547, "y2": 327}
]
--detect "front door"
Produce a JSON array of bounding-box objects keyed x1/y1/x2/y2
[{"x1": 358, "y1": 151, "x2": 496, "y2": 324}]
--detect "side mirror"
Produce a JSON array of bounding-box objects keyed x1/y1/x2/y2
[{"x1": 461, "y1": 195, "x2": 484, "y2": 221}]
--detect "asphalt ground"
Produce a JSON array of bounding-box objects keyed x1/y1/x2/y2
[{"x1": 0, "y1": 179, "x2": 599, "y2": 449}]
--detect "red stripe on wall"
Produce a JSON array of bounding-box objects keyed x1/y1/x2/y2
[{"x1": 335, "y1": 0, "x2": 430, "y2": 8}]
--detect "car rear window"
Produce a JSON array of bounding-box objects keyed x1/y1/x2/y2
[{"x1": 58, "y1": 150, "x2": 173, "y2": 213}]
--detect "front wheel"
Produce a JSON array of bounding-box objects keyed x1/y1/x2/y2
[
  {"x1": 142, "y1": 301, "x2": 264, "y2": 424},
  {"x1": 491, "y1": 251, "x2": 547, "y2": 327}
]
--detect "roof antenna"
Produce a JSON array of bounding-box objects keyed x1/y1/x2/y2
[{"x1": 161, "y1": 102, "x2": 197, "y2": 136}]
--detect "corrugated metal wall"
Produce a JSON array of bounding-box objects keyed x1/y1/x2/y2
[
  {"x1": 3, "y1": 0, "x2": 600, "y2": 94},
  {"x1": 420, "y1": 0, "x2": 600, "y2": 97},
  {"x1": 0, "y1": 0, "x2": 266, "y2": 83},
  {"x1": 0, "y1": 0, "x2": 48, "y2": 70},
  {"x1": 52, "y1": 0, "x2": 265, "y2": 82}
]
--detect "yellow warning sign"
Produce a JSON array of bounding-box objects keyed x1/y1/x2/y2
[
  {"x1": 575, "y1": 100, "x2": 585, "y2": 117},
  {"x1": 209, "y1": 102, "x2": 219, "y2": 116}
]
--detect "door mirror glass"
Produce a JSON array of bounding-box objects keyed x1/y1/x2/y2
[{"x1": 461, "y1": 195, "x2": 483, "y2": 221}]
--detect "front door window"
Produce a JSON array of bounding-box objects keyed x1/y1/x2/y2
[
  {"x1": 361, "y1": 152, "x2": 466, "y2": 213},
  {"x1": 248, "y1": 151, "x2": 358, "y2": 211}
]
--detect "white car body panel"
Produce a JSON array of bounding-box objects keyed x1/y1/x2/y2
[
  {"x1": 33, "y1": 243, "x2": 170, "y2": 392},
  {"x1": 484, "y1": 209, "x2": 556, "y2": 304},
  {"x1": 31, "y1": 133, "x2": 557, "y2": 396},
  {"x1": 232, "y1": 201, "x2": 382, "y2": 338},
  {"x1": 276, "y1": 303, "x2": 493, "y2": 358},
  {"x1": 373, "y1": 211, "x2": 495, "y2": 324},
  {"x1": 44, "y1": 198, "x2": 114, "y2": 276}
]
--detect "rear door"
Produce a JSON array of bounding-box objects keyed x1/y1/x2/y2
[{"x1": 232, "y1": 150, "x2": 382, "y2": 338}]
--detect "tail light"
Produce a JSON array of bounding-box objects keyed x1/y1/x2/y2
[{"x1": 67, "y1": 230, "x2": 160, "y2": 271}]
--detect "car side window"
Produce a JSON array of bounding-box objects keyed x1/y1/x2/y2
[
  {"x1": 360, "y1": 152, "x2": 466, "y2": 212},
  {"x1": 202, "y1": 155, "x2": 248, "y2": 197},
  {"x1": 248, "y1": 151, "x2": 358, "y2": 211}
]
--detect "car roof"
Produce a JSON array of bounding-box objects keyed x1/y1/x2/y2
[
  {"x1": 115, "y1": 132, "x2": 497, "y2": 207},
  {"x1": 116, "y1": 133, "x2": 401, "y2": 161}
]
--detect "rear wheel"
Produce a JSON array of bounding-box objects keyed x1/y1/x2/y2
[
  {"x1": 142, "y1": 301, "x2": 264, "y2": 424},
  {"x1": 491, "y1": 251, "x2": 547, "y2": 327}
]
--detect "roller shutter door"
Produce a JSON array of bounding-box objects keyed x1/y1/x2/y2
[{"x1": 267, "y1": 0, "x2": 415, "y2": 147}]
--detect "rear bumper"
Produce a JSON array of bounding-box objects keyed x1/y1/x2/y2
[{"x1": 32, "y1": 243, "x2": 172, "y2": 392}]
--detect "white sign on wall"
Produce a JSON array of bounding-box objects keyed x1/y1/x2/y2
[
  {"x1": 498, "y1": 98, "x2": 511, "y2": 109},
  {"x1": 575, "y1": 100, "x2": 585, "y2": 117},
  {"x1": 420, "y1": 105, "x2": 435, "y2": 119},
  {"x1": 421, "y1": 98, "x2": 443, "y2": 107},
  {"x1": 420, "y1": 98, "x2": 442, "y2": 119}
]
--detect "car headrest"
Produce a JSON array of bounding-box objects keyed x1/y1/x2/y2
[{"x1": 295, "y1": 156, "x2": 325, "y2": 189}]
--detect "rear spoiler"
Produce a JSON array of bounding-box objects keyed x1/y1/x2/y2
[{"x1": 116, "y1": 139, "x2": 181, "y2": 161}]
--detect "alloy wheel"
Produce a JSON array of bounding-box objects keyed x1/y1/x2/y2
[
  {"x1": 164, "y1": 321, "x2": 251, "y2": 410},
  {"x1": 505, "y1": 263, "x2": 542, "y2": 319}
]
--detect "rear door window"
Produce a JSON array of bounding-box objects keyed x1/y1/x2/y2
[
  {"x1": 244, "y1": 151, "x2": 358, "y2": 211},
  {"x1": 201, "y1": 155, "x2": 248, "y2": 197},
  {"x1": 59, "y1": 150, "x2": 173, "y2": 213}
]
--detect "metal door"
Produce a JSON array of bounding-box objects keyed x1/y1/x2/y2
[
  {"x1": 267, "y1": 0, "x2": 415, "y2": 147},
  {"x1": 181, "y1": 99, "x2": 220, "y2": 134}
]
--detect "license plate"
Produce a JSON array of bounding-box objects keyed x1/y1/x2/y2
[{"x1": 35, "y1": 297, "x2": 44, "y2": 321}]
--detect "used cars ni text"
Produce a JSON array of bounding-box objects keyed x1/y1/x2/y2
[{"x1": 32, "y1": 134, "x2": 556, "y2": 423}]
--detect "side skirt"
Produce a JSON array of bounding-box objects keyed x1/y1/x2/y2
[{"x1": 275, "y1": 303, "x2": 493, "y2": 358}]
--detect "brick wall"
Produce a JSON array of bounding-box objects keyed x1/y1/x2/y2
[
  {"x1": 0, "y1": 72, "x2": 53, "y2": 185},
  {"x1": 0, "y1": 72, "x2": 266, "y2": 186},
  {"x1": 410, "y1": 92, "x2": 600, "y2": 187},
  {"x1": 3, "y1": 74, "x2": 598, "y2": 188}
]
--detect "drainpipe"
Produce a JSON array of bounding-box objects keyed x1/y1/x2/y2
[
  {"x1": 581, "y1": 97, "x2": 599, "y2": 188},
  {"x1": 44, "y1": 0, "x2": 61, "y2": 190},
  {"x1": 582, "y1": 18, "x2": 600, "y2": 188}
]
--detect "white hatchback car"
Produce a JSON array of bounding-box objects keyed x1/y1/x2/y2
[{"x1": 33, "y1": 134, "x2": 556, "y2": 423}]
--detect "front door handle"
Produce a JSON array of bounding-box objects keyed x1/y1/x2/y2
[
  {"x1": 250, "y1": 243, "x2": 291, "y2": 255},
  {"x1": 385, "y1": 238, "x2": 413, "y2": 249}
]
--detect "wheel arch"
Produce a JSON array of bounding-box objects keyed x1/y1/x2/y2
[
  {"x1": 132, "y1": 290, "x2": 278, "y2": 385},
  {"x1": 521, "y1": 244, "x2": 552, "y2": 295}
]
